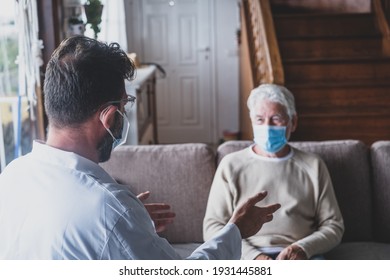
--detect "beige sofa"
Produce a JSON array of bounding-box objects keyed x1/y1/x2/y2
[{"x1": 100, "y1": 140, "x2": 390, "y2": 259}]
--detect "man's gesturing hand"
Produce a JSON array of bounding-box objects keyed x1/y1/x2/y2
[
  {"x1": 137, "y1": 191, "x2": 176, "y2": 233},
  {"x1": 229, "y1": 191, "x2": 280, "y2": 239}
]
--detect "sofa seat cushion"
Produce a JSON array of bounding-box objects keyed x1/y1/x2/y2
[
  {"x1": 325, "y1": 242, "x2": 390, "y2": 260},
  {"x1": 100, "y1": 143, "x2": 216, "y2": 244}
]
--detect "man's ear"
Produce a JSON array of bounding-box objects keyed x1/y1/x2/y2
[
  {"x1": 290, "y1": 115, "x2": 298, "y2": 133},
  {"x1": 99, "y1": 105, "x2": 117, "y2": 130}
]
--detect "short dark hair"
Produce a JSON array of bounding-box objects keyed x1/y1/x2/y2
[{"x1": 43, "y1": 36, "x2": 135, "y2": 127}]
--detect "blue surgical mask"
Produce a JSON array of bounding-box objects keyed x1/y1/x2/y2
[
  {"x1": 102, "y1": 109, "x2": 130, "y2": 150},
  {"x1": 253, "y1": 125, "x2": 287, "y2": 153}
]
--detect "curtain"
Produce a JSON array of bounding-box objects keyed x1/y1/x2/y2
[
  {"x1": 0, "y1": 0, "x2": 43, "y2": 171},
  {"x1": 98, "y1": 0, "x2": 128, "y2": 51}
]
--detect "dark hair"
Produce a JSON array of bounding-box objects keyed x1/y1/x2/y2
[{"x1": 43, "y1": 36, "x2": 135, "y2": 127}]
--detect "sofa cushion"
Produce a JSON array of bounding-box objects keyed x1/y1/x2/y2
[
  {"x1": 217, "y1": 140, "x2": 373, "y2": 242},
  {"x1": 100, "y1": 143, "x2": 216, "y2": 243},
  {"x1": 325, "y1": 242, "x2": 390, "y2": 260},
  {"x1": 371, "y1": 141, "x2": 390, "y2": 243}
]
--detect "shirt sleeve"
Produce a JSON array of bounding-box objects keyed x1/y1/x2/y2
[
  {"x1": 188, "y1": 223, "x2": 241, "y2": 260},
  {"x1": 102, "y1": 192, "x2": 241, "y2": 260}
]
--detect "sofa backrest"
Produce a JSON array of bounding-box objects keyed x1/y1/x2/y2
[
  {"x1": 370, "y1": 141, "x2": 390, "y2": 243},
  {"x1": 217, "y1": 140, "x2": 373, "y2": 242},
  {"x1": 100, "y1": 143, "x2": 216, "y2": 243}
]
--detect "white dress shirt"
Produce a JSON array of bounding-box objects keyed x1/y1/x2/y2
[{"x1": 0, "y1": 141, "x2": 241, "y2": 260}]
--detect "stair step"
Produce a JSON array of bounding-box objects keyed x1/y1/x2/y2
[
  {"x1": 287, "y1": 84, "x2": 390, "y2": 115},
  {"x1": 270, "y1": 1, "x2": 371, "y2": 15},
  {"x1": 291, "y1": 115, "x2": 390, "y2": 145},
  {"x1": 278, "y1": 36, "x2": 382, "y2": 59},
  {"x1": 274, "y1": 13, "x2": 379, "y2": 38},
  {"x1": 286, "y1": 79, "x2": 390, "y2": 89},
  {"x1": 286, "y1": 83, "x2": 390, "y2": 145},
  {"x1": 284, "y1": 55, "x2": 390, "y2": 63},
  {"x1": 284, "y1": 59, "x2": 390, "y2": 83}
]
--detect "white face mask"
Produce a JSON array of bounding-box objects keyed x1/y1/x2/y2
[
  {"x1": 102, "y1": 109, "x2": 130, "y2": 150},
  {"x1": 253, "y1": 125, "x2": 287, "y2": 154}
]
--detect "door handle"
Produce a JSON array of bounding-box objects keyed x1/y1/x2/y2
[{"x1": 197, "y1": 47, "x2": 210, "y2": 52}]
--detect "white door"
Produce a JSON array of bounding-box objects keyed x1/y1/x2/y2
[{"x1": 140, "y1": 0, "x2": 214, "y2": 143}]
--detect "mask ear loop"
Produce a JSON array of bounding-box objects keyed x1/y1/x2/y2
[{"x1": 99, "y1": 105, "x2": 116, "y2": 139}]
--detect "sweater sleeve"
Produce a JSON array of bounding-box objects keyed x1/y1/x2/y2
[
  {"x1": 294, "y1": 159, "x2": 345, "y2": 258},
  {"x1": 203, "y1": 159, "x2": 236, "y2": 242}
]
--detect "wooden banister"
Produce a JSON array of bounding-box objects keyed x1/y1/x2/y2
[
  {"x1": 372, "y1": 0, "x2": 390, "y2": 56},
  {"x1": 241, "y1": 0, "x2": 284, "y2": 85}
]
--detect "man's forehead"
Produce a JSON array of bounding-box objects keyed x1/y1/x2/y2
[{"x1": 254, "y1": 101, "x2": 287, "y2": 114}]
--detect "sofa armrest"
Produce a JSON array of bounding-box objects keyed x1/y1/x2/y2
[{"x1": 371, "y1": 141, "x2": 390, "y2": 242}]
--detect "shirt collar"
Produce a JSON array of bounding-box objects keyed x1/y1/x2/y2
[{"x1": 31, "y1": 141, "x2": 116, "y2": 183}]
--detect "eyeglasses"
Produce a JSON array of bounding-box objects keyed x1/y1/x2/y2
[{"x1": 106, "y1": 94, "x2": 136, "y2": 108}]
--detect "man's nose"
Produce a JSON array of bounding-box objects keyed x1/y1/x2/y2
[{"x1": 264, "y1": 118, "x2": 272, "y2": 126}]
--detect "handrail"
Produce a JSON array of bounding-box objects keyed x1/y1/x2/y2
[
  {"x1": 381, "y1": 0, "x2": 390, "y2": 24},
  {"x1": 372, "y1": 0, "x2": 390, "y2": 56},
  {"x1": 241, "y1": 0, "x2": 284, "y2": 85}
]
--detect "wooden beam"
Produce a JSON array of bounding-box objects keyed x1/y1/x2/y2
[{"x1": 35, "y1": 0, "x2": 63, "y2": 139}]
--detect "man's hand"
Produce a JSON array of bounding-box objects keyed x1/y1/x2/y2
[
  {"x1": 255, "y1": 253, "x2": 273, "y2": 260},
  {"x1": 137, "y1": 191, "x2": 176, "y2": 233},
  {"x1": 229, "y1": 191, "x2": 280, "y2": 239},
  {"x1": 276, "y1": 244, "x2": 308, "y2": 260}
]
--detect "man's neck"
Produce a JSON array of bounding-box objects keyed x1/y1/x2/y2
[
  {"x1": 253, "y1": 144, "x2": 291, "y2": 158},
  {"x1": 46, "y1": 125, "x2": 99, "y2": 163}
]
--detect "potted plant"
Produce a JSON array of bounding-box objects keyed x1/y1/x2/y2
[
  {"x1": 84, "y1": 0, "x2": 103, "y2": 39},
  {"x1": 68, "y1": 17, "x2": 85, "y2": 36}
]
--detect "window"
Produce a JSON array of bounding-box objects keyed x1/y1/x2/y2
[{"x1": 0, "y1": 0, "x2": 42, "y2": 172}]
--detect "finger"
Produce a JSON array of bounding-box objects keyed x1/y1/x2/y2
[
  {"x1": 252, "y1": 203, "x2": 280, "y2": 221},
  {"x1": 144, "y1": 203, "x2": 171, "y2": 212},
  {"x1": 282, "y1": 247, "x2": 293, "y2": 260},
  {"x1": 246, "y1": 191, "x2": 268, "y2": 206},
  {"x1": 150, "y1": 212, "x2": 176, "y2": 220},
  {"x1": 154, "y1": 218, "x2": 175, "y2": 225},
  {"x1": 154, "y1": 219, "x2": 174, "y2": 233},
  {"x1": 137, "y1": 191, "x2": 151, "y2": 201},
  {"x1": 276, "y1": 250, "x2": 287, "y2": 260},
  {"x1": 264, "y1": 203, "x2": 281, "y2": 214},
  {"x1": 261, "y1": 213, "x2": 274, "y2": 223}
]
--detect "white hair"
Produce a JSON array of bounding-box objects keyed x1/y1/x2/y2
[{"x1": 247, "y1": 84, "x2": 296, "y2": 120}]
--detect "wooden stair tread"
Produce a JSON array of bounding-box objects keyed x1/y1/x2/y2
[
  {"x1": 278, "y1": 37, "x2": 383, "y2": 60},
  {"x1": 273, "y1": 12, "x2": 374, "y2": 19},
  {"x1": 285, "y1": 79, "x2": 390, "y2": 88},
  {"x1": 273, "y1": 12, "x2": 379, "y2": 38},
  {"x1": 283, "y1": 56, "x2": 390, "y2": 64},
  {"x1": 278, "y1": 34, "x2": 382, "y2": 40}
]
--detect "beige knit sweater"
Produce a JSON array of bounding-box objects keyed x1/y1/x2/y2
[{"x1": 203, "y1": 145, "x2": 344, "y2": 259}]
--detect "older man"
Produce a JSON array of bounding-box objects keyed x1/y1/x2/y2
[
  {"x1": 0, "y1": 36, "x2": 280, "y2": 260},
  {"x1": 203, "y1": 84, "x2": 344, "y2": 260}
]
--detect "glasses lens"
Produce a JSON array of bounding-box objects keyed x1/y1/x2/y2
[{"x1": 127, "y1": 95, "x2": 136, "y2": 108}]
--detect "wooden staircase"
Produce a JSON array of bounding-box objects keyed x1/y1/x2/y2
[{"x1": 240, "y1": 0, "x2": 390, "y2": 145}]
